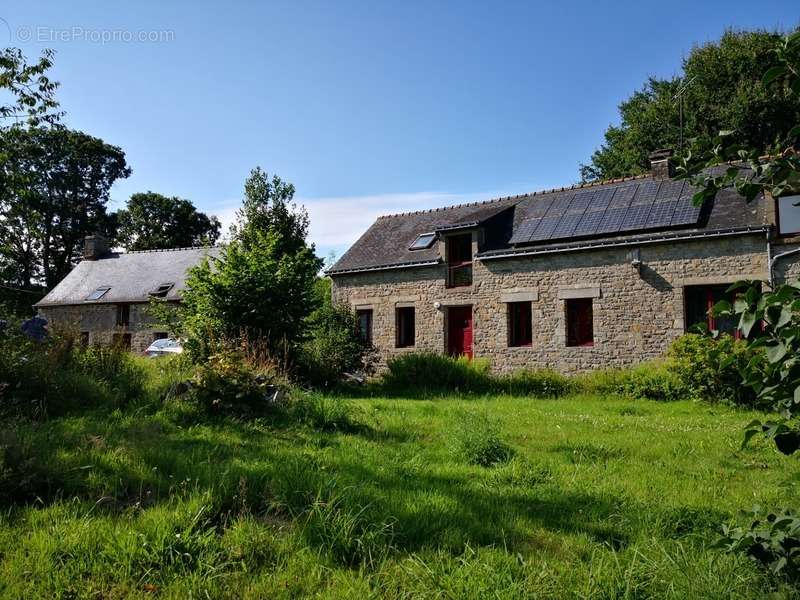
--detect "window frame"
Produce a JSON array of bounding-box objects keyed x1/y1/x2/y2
[
  {"x1": 507, "y1": 301, "x2": 533, "y2": 347},
  {"x1": 395, "y1": 306, "x2": 416, "y2": 348},
  {"x1": 777, "y1": 195, "x2": 800, "y2": 237},
  {"x1": 565, "y1": 298, "x2": 594, "y2": 347},
  {"x1": 683, "y1": 284, "x2": 753, "y2": 339},
  {"x1": 86, "y1": 286, "x2": 111, "y2": 301},
  {"x1": 149, "y1": 282, "x2": 175, "y2": 298},
  {"x1": 356, "y1": 309, "x2": 373, "y2": 344},
  {"x1": 409, "y1": 232, "x2": 436, "y2": 251},
  {"x1": 116, "y1": 303, "x2": 130, "y2": 327},
  {"x1": 112, "y1": 332, "x2": 132, "y2": 350},
  {"x1": 445, "y1": 233, "x2": 473, "y2": 288}
]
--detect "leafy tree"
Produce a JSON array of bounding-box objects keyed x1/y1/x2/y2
[
  {"x1": 115, "y1": 192, "x2": 221, "y2": 251},
  {"x1": 677, "y1": 31, "x2": 800, "y2": 450},
  {"x1": 0, "y1": 127, "x2": 130, "y2": 289},
  {"x1": 0, "y1": 48, "x2": 62, "y2": 127},
  {"x1": 180, "y1": 168, "x2": 323, "y2": 358},
  {"x1": 676, "y1": 31, "x2": 800, "y2": 576},
  {"x1": 582, "y1": 29, "x2": 800, "y2": 181}
]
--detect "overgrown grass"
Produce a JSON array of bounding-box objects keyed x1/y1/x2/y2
[{"x1": 1, "y1": 355, "x2": 798, "y2": 597}]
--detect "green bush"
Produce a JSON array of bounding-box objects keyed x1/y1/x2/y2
[
  {"x1": 667, "y1": 334, "x2": 758, "y2": 405},
  {"x1": 297, "y1": 293, "x2": 374, "y2": 389},
  {"x1": 715, "y1": 507, "x2": 800, "y2": 579},
  {"x1": 383, "y1": 352, "x2": 493, "y2": 394},
  {"x1": 187, "y1": 348, "x2": 284, "y2": 417},
  {"x1": 451, "y1": 412, "x2": 515, "y2": 467},
  {"x1": 582, "y1": 363, "x2": 687, "y2": 402}
]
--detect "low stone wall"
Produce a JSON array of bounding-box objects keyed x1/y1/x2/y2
[{"x1": 332, "y1": 233, "x2": 774, "y2": 374}]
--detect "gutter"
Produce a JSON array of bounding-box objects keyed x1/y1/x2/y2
[
  {"x1": 769, "y1": 245, "x2": 800, "y2": 286},
  {"x1": 477, "y1": 227, "x2": 770, "y2": 261},
  {"x1": 326, "y1": 259, "x2": 440, "y2": 276}
]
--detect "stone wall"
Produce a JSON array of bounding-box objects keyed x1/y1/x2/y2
[
  {"x1": 38, "y1": 302, "x2": 170, "y2": 353},
  {"x1": 331, "y1": 233, "x2": 775, "y2": 374}
]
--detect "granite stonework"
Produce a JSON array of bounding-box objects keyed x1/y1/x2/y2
[
  {"x1": 38, "y1": 302, "x2": 169, "y2": 353},
  {"x1": 331, "y1": 232, "x2": 786, "y2": 374}
]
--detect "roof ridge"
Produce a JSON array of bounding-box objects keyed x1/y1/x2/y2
[
  {"x1": 121, "y1": 245, "x2": 222, "y2": 255},
  {"x1": 376, "y1": 174, "x2": 651, "y2": 220}
]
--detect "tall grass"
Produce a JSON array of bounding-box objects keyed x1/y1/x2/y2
[{"x1": 378, "y1": 351, "x2": 684, "y2": 401}]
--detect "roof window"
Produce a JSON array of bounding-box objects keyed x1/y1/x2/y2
[
  {"x1": 409, "y1": 233, "x2": 436, "y2": 250},
  {"x1": 149, "y1": 282, "x2": 174, "y2": 298},
  {"x1": 86, "y1": 287, "x2": 111, "y2": 301}
]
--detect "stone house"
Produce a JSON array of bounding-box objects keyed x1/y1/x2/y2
[
  {"x1": 35, "y1": 236, "x2": 219, "y2": 353},
  {"x1": 328, "y1": 156, "x2": 800, "y2": 373}
]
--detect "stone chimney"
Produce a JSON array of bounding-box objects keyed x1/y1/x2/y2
[
  {"x1": 649, "y1": 148, "x2": 675, "y2": 179},
  {"x1": 83, "y1": 234, "x2": 109, "y2": 260}
]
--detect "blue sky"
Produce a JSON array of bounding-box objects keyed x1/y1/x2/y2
[{"x1": 3, "y1": 1, "x2": 798, "y2": 259}]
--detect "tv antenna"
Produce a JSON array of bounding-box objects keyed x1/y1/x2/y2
[{"x1": 672, "y1": 75, "x2": 697, "y2": 154}]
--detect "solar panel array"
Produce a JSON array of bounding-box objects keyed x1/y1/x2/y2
[{"x1": 509, "y1": 179, "x2": 703, "y2": 245}]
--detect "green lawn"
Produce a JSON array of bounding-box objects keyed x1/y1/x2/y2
[{"x1": 1, "y1": 392, "x2": 798, "y2": 598}]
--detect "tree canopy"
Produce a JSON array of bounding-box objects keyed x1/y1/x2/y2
[
  {"x1": 180, "y1": 168, "x2": 323, "y2": 358},
  {"x1": 0, "y1": 126, "x2": 130, "y2": 289},
  {"x1": 582, "y1": 29, "x2": 800, "y2": 182},
  {"x1": 114, "y1": 192, "x2": 221, "y2": 251}
]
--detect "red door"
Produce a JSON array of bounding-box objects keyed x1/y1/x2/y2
[{"x1": 447, "y1": 306, "x2": 473, "y2": 359}]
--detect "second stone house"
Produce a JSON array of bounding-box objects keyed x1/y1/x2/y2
[{"x1": 328, "y1": 155, "x2": 800, "y2": 373}]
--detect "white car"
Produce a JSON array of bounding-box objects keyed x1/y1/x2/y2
[{"x1": 144, "y1": 338, "x2": 183, "y2": 357}]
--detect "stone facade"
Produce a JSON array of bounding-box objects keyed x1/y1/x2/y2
[
  {"x1": 38, "y1": 302, "x2": 170, "y2": 354},
  {"x1": 331, "y1": 231, "x2": 785, "y2": 374}
]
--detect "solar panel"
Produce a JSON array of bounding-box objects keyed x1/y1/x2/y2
[
  {"x1": 528, "y1": 216, "x2": 561, "y2": 241},
  {"x1": 572, "y1": 210, "x2": 606, "y2": 237},
  {"x1": 515, "y1": 196, "x2": 553, "y2": 220},
  {"x1": 655, "y1": 179, "x2": 685, "y2": 201},
  {"x1": 543, "y1": 192, "x2": 574, "y2": 217},
  {"x1": 645, "y1": 199, "x2": 678, "y2": 228},
  {"x1": 568, "y1": 190, "x2": 595, "y2": 213},
  {"x1": 595, "y1": 207, "x2": 628, "y2": 235},
  {"x1": 509, "y1": 218, "x2": 541, "y2": 244},
  {"x1": 620, "y1": 203, "x2": 653, "y2": 231},
  {"x1": 590, "y1": 187, "x2": 616, "y2": 210},
  {"x1": 550, "y1": 213, "x2": 583, "y2": 240},
  {"x1": 608, "y1": 185, "x2": 637, "y2": 208},
  {"x1": 630, "y1": 180, "x2": 660, "y2": 205},
  {"x1": 507, "y1": 179, "x2": 708, "y2": 247},
  {"x1": 671, "y1": 197, "x2": 702, "y2": 226}
]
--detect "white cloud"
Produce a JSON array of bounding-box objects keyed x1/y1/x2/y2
[{"x1": 210, "y1": 189, "x2": 506, "y2": 256}]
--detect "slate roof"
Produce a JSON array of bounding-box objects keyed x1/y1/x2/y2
[
  {"x1": 35, "y1": 246, "x2": 222, "y2": 307},
  {"x1": 328, "y1": 173, "x2": 768, "y2": 274}
]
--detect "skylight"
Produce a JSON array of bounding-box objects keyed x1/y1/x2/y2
[
  {"x1": 409, "y1": 233, "x2": 436, "y2": 251},
  {"x1": 86, "y1": 287, "x2": 111, "y2": 301},
  {"x1": 149, "y1": 282, "x2": 175, "y2": 298}
]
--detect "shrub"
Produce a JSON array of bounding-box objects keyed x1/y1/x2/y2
[
  {"x1": 297, "y1": 291, "x2": 375, "y2": 388},
  {"x1": 667, "y1": 334, "x2": 757, "y2": 405},
  {"x1": 187, "y1": 348, "x2": 285, "y2": 417},
  {"x1": 383, "y1": 352, "x2": 492, "y2": 395},
  {"x1": 582, "y1": 363, "x2": 687, "y2": 402},
  {"x1": 714, "y1": 507, "x2": 800, "y2": 579},
  {"x1": 451, "y1": 412, "x2": 514, "y2": 467}
]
